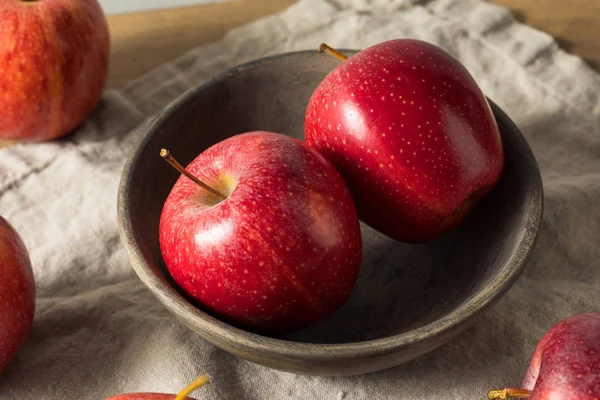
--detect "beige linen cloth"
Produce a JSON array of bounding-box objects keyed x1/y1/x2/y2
[{"x1": 1, "y1": 0, "x2": 599, "y2": 398}]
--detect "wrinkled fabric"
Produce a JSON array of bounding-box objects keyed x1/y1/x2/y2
[{"x1": 1, "y1": 0, "x2": 599, "y2": 398}]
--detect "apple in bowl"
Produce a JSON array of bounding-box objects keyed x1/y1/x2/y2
[
  {"x1": 159, "y1": 131, "x2": 362, "y2": 333},
  {"x1": 305, "y1": 40, "x2": 504, "y2": 242}
]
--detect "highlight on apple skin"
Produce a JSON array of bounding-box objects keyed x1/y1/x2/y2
[
  {"x1": 0, "y1": 0, "x2": 110, "y2": 141},
  {"x1": 159, "y1": 131, "x2": 363, "y2": 333},
  {"x1": 305, "y1": 40, "x2": 504, "y2": 243},
  {"x1": 0, "y1": 216, "x2": 35, "y2": 374}
]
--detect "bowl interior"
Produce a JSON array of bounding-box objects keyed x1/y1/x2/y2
[{"x1": 122, "y1": 51, "x2": 539, "y2": 345}]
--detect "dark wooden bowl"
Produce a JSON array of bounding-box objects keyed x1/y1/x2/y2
[{"x1": 117, "y1": 50, "x2": 543, "y2": 376}]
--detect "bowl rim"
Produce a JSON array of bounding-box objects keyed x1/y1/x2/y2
[{"x1": 118, "y1": 49, "x2": 544, "y2": 361}]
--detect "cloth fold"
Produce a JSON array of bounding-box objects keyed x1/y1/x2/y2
[{"x1": 1, "y1": 0, "x2": 599, "y2": 398}]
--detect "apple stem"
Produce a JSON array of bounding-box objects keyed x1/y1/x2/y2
[
  {"x1": 488, "y1": 388, "x2": 533, "y2": 399},
  {"x1": 174, "y1": 375, "x2": 209, "y2": 400},
  {"x1": 160, "y1": 149, "x2": 227, "y2": 200},
  {"x1": 318, "y1": 43, "x2": 349, "y2": 62}
]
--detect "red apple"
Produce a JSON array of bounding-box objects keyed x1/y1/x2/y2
[
  {"x1": 305, "y1": 40, "x2": 504, "y2": 242},
  {"x1": 0, "y1": 0, "x2": 109, "y2": 141},
  {"x1": 0, "y1": 216, "x2": 35, "y2": 374},
  {"x1": 522, "y1": 313, "x2": 600, "y2": 399},
  {"x1": 488, "y1": 313, "x2": 600, "y2": 400},
  {"x1": 106, "y1": 395, "x2": 196, "y2": 400},
  {"x1": 159, "y1": 132, "x2": 362, "y2": 333},
  {"x1": 106, "y1": 376, "x2": 207, "y2": 400}
]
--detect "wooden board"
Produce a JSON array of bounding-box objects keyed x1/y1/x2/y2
[
  {"x1": 106, "y1": 0, "x2": 296, "y2": 87},
  {"x1": 106, "y1": 0, "x2": 600, "y2": 88},
  {"x1": 490, "y1": 0, "x2": 600, "y2": 71}
]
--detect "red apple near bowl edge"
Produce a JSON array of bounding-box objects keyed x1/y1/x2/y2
[
  {"x1": 488, "y1": 313, "x2": 600, "y2": 400},
  {"x1": 159, "y1": 131, "x2": 362, "y2": 333},
  {"x1": 0, "y1": 216, "x2": 35, "y2": 374},
  {"x1": 305, "y1": 40, "x2": 504, "y2": 242},
  {"x1": 0, "y1": 0, "x2": 109, "y2": 141}
]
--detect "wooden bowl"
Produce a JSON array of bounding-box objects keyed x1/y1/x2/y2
[{"x1": 117, "y1": 50, "x2": 543, "y2": 376}]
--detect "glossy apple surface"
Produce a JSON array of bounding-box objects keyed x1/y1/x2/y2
[
  {"x1": 0, "y1": 0, "x2": 109, "y2": 141},
  {"x1": 305, "y1": 39, "x2": 504, "y2": 242},
  {"x1": 0, "y1": 216, "x2": 35, "y2": 374},
  {"x1": 522, "y1": 313, "x2": 600, "y2": 400},
  {"x1": 159, "y1": 132, "x2": 362, "y2": 333}
]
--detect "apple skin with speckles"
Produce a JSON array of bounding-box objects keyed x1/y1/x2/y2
[
  {"x1": 159, "y1": 132, "x2": 362, "y2": 333},
  {"x1": 0, "y1": 216, "x2": 35, "y2": 374},
  {"x1": 521, "y1": 313, "x2": 600, "y2": 400},
  {"x1": 0, "y1": 0, "x2": 109, "y2": 141},
  {"x1": 305, "y1": 39, "x2": 504, "y2": 243},
  {"x1": 106, "y1": 394, "x2": 196, "y2": 400}
]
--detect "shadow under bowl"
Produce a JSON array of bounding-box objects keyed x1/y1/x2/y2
[{"x1": 117, "y1": 50, "x2": 543, "y2": 376}]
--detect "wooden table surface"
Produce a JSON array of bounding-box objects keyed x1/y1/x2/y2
[{"x1": 106, "y1": 0, "x2": 600, "y2": 88}]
